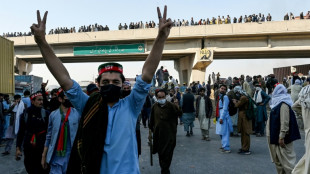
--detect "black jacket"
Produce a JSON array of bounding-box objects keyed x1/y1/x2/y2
[
  {"x1": 195, "y1": 96, "x2": 213, "y2": 118},
  {"x1": 182, "y1": 93, "x2": 195, "y2": 113}
]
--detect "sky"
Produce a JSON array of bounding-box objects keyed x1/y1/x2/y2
[{"x1": 1, "y1": 0, "x2": 310, "y2": 87}]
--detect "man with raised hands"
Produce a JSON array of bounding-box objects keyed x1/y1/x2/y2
[{"x1": 30, "y1": 6, "x2": 172, "y2": 174}]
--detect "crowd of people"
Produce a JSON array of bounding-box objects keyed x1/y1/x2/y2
[
  {"x1": 0, "y1": 6, "x2": 310, "y2": 174},
  {"x1": 2, "y1": 32, "x2": 32, "y2": 37},
  {"x1": 4, "y1": 10, "x2": 310, "y2": 38},
  {"x1": 48, "y1": 24, "x2": 110, "y2": 35},
  {"x1": 284, "y1": 11, "x2": 310, "y2": 20}
]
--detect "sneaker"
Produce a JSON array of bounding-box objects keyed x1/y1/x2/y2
[
  {"x1": 205, "y1": 137, "x2": 211, "y2": 141},
  {"x1": 201, "y1": 137, "x2": 206, "y2": 140},
  {"x1": 221, "y1": 149, "x2": 231, "y2": 153},
  {"x1": 256, "y1": 133, "x2": 262, "y2": 137},
  {"x1": 2, "y1": 151, "x2": 10, "y2": 156},
  {"x1": 190, "y1": 131, "x2": 193, "y2": 135},
  {"x1": 239, "y1": 150, "x2": 251, "y2": 155},
  {"x1": 186, "y1": 132, "x2": 190, "y2": 137}
]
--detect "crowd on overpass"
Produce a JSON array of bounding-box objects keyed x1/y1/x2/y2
[
  {"x1": 48, "y1": 24, "x2": 110, "y2": 34},
  {"x1": 284, "y1": 11, "x2": 310, "y2": 20},
  {"x1": 2, "y1": 31, "x2": 32, "y2": 37},
  {"x1": 3, "y1": 10, "x2": 310, "y2": 37}
]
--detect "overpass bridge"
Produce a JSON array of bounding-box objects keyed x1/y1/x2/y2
[{"x1": 9, "y1": 20, "x2": 310, "y2": 84}]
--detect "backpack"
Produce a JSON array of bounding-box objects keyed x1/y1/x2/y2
[
  {"x1": 220, "y1": 95, "x2": 237, "y2": 116},
  {"x1": 246, "y1": 96, "x2": 256, "y2": 120}
]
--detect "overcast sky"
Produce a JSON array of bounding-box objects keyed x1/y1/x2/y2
[{"x1": 1, "y1": 0, "x2": 310, "y2": 87}]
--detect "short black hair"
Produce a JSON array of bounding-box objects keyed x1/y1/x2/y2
[
  {"x1": 97, "y1": 71, "x2": 125, "y2": 84},
  {"x1": 58, "y1": 90, "x2": 65, "y2": 99},
  {"x1": 14, "y1": 94, "x2": 21, "y2": 100},
  {"x1": 155, "y1": 89, "x2": 167, "y2": 97},
  {"x1": 0, "y1": 93, "x2": 3, "y2": 97},
  {"x1": 4, "y1": 94, "x2": 9, "y2": 98},
  {"x1": 220, "y1": 84, "x2": 227, "y2": 90},
  {"x1": 51, "y1": 88, "x2": 58, "y2": 96},
  {"x1": 24, "y1": 90, "x2": 30, "y2": 96},
  {"x1": 198, "y1": 88, "x2": 206, "y2": 93}
]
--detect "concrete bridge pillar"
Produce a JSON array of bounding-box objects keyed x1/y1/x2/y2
[
  {"x1": 174, "y1": 49, "x2": 213, "y2": 85},
  {"x1": 14, "y1": 58, "x2": 32, "y2": 75}
]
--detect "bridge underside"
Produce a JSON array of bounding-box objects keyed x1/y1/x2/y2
[
  {"x1": 18, "y1": 53, "x2": 194, "y2": 64},
  {"x1": 18, "y1": 49, "x2": 310, "y2": 64}
]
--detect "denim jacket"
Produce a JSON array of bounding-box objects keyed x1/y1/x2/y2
[{"x1": 44, "y1": 107, "x2": 81, "y2": 163}]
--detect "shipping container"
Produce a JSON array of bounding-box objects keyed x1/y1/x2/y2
[
  {"x1": 0, "y1": 36, "x2": 14, "y2": 94},
  {"x1": 15, "y1": 75, "x2": 43, "y2": 95},
  {"x1": 273, "y1": 64, "x2": 310, "y2": 81}
]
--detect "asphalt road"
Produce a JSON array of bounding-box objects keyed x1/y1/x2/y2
[{"x1": 0, "y1": 119, "x2": 305, "y2": 174}]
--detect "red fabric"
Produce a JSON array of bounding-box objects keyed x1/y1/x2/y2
[
  {"x1": 30, "y1": 93, "x2": 42, "y2": 100},
  {"x1": 30, "y1": 130, "x2": 46, "y2": 147},
  {"x1": 56, "y1": 107, "x2": 71, "y2": 153},
  {"x1": 216, "y1": 96, "x2": 220, "y2": 117},
  {"x1": 98, "y1": 66, "x2": 123, "y2": 75}
]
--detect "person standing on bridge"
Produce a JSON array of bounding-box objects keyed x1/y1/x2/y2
[{"x1": 30, "y1": 5, "x2": 173, "y2": 174}]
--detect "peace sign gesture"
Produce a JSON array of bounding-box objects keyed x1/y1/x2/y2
[
  {"x1": 157, "y1": 6, "x2": 173, "y2": 39},
  {"x1": 30, "y1": 10, "x2": 48, "y2": 44}
]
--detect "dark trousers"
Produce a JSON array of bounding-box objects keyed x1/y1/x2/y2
[
  {"x1": 0, "y1": 119, "x2": 4, "y2": 142},
  {"x1": 24, "y1": 147, "x2": 49, "y2": 174},
  {"x1": 252, "y1": 117, "x2": 256, "y2": 132},
  {"x1": 158, "y1": 146, "x2": 175, "y2": 174},
  {"x1": 255, "y1": 121, "x2": 265, "y2": 135},
  {"x1": 136, "y1": 130, "x2": 141, "y2": 156},
  {"x1": 142, "y1": 108, "x2": 151, "y2": 127}
]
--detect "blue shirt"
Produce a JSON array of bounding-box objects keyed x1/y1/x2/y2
[
  {"x1": 65, "y1": 75, "x2": 151, "y2": 174},
  {"x1": 22, "y1": 97, "x2": 31, "y2": 108},
  {"x1": 219, "y1": 94, "x2": 229, "y2": 120},
  {"x1": 45, "y1": 108, "x2": 81, "y2": 164}
]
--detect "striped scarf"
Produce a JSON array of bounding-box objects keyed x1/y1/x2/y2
[
  {"x1": 56, "y1": 107, "x2": 71, "y2": 156},
  {"x1": 67, "y1": 93, "x2": 108, "y2": 174}
]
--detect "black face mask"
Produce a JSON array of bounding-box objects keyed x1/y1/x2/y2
[
  {"x1": 122, "y1": 90, "x2": 131, "y2": 98},
  {"x1": 62, "y1": 99, "x2": 73, "y2": 108},
  {"x1": 100, "y1": 84, "x2": 121, "y2": 103}
]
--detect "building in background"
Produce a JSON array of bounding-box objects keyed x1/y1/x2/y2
[
  {"x1": 0, "y1": 36, "x2": 14, "y2": 95},
  {"x1": 15, "y1": 75, "x2": 43, "y2": 95},
  {"x1": 273, "y1": 64, "x2": 310, "y2": 80}
]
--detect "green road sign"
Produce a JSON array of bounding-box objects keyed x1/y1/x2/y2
[{"x1": 74, "y1": 43, "x2": 145, "y2": 55}]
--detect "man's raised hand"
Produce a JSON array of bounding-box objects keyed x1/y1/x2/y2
[
  {"x1": 157, "y1": 6, "x2": 173, "y2": 39},
  {"x1": 30, "y1": 10, "x2": 48, "y2": 44}
]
